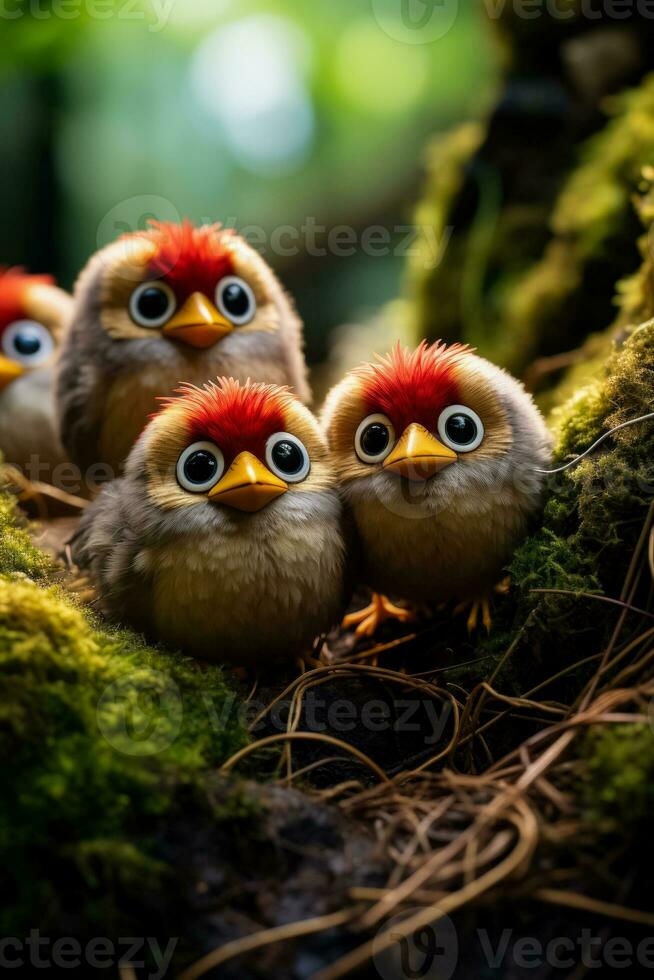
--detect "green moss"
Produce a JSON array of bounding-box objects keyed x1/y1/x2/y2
[
  {"x1": 408, "y1": 123, "x2": 485, "y2": 342},
  {"x1": 613, "y1": 170, "x2": 654, "y2": 329},
  {"x1": 0, "y1": 495, "x2": 248, "y2": 935},
  {"x1": 553, "y1": 81, "x2": 654, "y2": 255},
  {"x1": 581, "y1": 724, "x2": 654, "y2": 832},
  {"x1": 408, "y1": 118, "x2": 568, "y2": 370},
  {"x1": 409, "y1": 69, "x2": 654, "y2": 376},
  {"x1": 500, "y1": 79, "x2": 654, "y2": 372},
  {"x1": 0, "y1": 492, "x2": 51, "y2": 579},
  {"x1": 479, "y1": 319, "x2": 654, "y2": 700},
  {"x1": 536, "y1": 330, "x2": 614, "y2": 417}
]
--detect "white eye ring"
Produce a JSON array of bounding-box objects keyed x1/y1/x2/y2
[
  {"x1": 437, "y1": 405, "x2": 485, "y2": 453},
  {"x1": 129, "y1": 280, "x2": 177, "y2": 329},
  {"x1": 176, "y1": 441, "x2": 225, "y2": 493},
  {"x1": 354, "y1": 413, "x2": 396, "y2": 464},
  {"x1": 216, "y1": 276, "x2": 257, "y2": 326},
  {"x1": 1, "y1": 320, "x2": 55, "y2": 368},
  {"x1": 265, "y1": 432, "x2": 311, "y2": 483}
]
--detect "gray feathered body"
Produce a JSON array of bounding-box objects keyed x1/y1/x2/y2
[
  {"x1": 57, "y1": 240, "x2": 311, "y2": 477},
  {"x1": 72, "y1": 442, "x2": 347, "y2": 663},
  {"x1": 0, "y1": 367, "x2": 67, "y2": 476},
  {"x1": 322, "y1": 351, "x2": 552, "y2": 604}
]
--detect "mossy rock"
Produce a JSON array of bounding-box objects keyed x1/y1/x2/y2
[
  {"x1": 581, "y1": 723, "x2": 654, "y2": 833},
  {"x1": 0, "y1": 491, "x2": 248, "y2": 937},
  {"x1": 0, "y1": 492, "x2": 51, "y2": 579},
  {"x1": 477, "y1": 317, "x2": 654, "y2": 706},
  {"x1": 408, "y1": 34, "x2": 654, "y2": 376},
  {"x1": 500, "y1": 76, "x2": 654, "y2": 372}
]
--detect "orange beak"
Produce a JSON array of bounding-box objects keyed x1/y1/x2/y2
[
  {"x1": 0, "y1": 355, "x2": 23, "y2": 391},
  {"x1": 383, "y1": 423, "x2": 457, "y2": 481},
  {"x1": 162, "y1": 292, "x2": 233, "y2": 349},
  {"x1": 209, "y1": 451, "x2": 288, "y2": 512}
]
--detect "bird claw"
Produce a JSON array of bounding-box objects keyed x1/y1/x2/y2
[
  {"x1": 342, "y1": 593, "x2": 416, "y2": 639},
  {"x1": 453, "y1": 595, "x2": 493, "y2": 634}
]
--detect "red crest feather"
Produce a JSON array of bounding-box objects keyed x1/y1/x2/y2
[
  {"x1": 358, "y1": 341, "x2": 474, "y2": 434},
  {"x1": 161, "y1": 378, "x2": 290, "y2": 464},
  {"x1": 122, "y1": 220, "x2": 235, "y2": 302},
  {"x1": 0, "y1": 267, "x2": 55, "y2": 331}
]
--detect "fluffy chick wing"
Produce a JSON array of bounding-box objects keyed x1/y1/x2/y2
[
  {"x1": 56, "y1": 351, "x2": 107, "y2": 474},
  {"x1": 70, "y1": 479, "x2": 153, "y2": 634}
]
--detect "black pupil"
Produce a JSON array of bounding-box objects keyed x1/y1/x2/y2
[
  {"x1": 14, "y1": 332, "x2": 42, "y2": 357},
  {"x1": 271, "y1": 440, "x2": 304, "y2": 475},
  {"x1": 222, "y1": 283, "x2": 251, "y2": 319},
  {"x1": 361, "y1": 423, "x2": 390, "y2": 457},
  {"x1": 445, "y1": 414, "x2": 477, "y2": 446},
  {"x1": 137, "y1": 287, "x2": 170, "y2": 321},
  {"x1": 184, "y1": 451, "x2": 218, "y2": 485}
]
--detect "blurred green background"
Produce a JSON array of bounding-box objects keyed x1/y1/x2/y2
[{"x1": 0, "y1": 0, "x2": 495, "y2": 364}]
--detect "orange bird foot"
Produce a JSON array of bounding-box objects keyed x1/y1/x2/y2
[
  {"x1": 453, "y1": 595, "x2": 493, "y2": 634},
  {"x1": 342, "y1": 593, "x2": 416, "y2": 639}
]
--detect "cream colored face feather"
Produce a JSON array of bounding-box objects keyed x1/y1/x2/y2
[
  {"x1": 57, "y1": 222, "x2": 311, "y2": 476},
  {"x1": 71, "y1": 379, "x2": 347, "y2": 663},
  {"x1": 321, "y1": 344, "x2": 552, "y2": 602},
  {"x1": 139, "y1": 383, "x2": 335, "y2": 514},
  {"x1": 97, "y1": 233, "x2": 283, "y2": 342},
  {"x1": 0, "y1": 277, "x2": 72, "y2": 474}
]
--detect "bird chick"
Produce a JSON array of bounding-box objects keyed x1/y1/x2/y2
[
  {"x1": 57, "y1": 221, "x2": 311, "y2": 478},
  {"x1": 71, "y1": 378, "x2": 347, "y2": 663},
  {"x1": 0, "y1": 268, "x2": 71, "y2": 477},
  {"x1": 321, "y1": 341, "x2": 551, "y2": 635}
]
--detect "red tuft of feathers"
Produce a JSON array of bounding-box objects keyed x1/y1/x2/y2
[
  {"x1": 162, "y1": 378, "x2": 290, "y2": 464},
  {"x1": 358, "y1": 341, "x2": 474, "y2": 434},
  {"x1": 123, "y1": 220, "x2": 235, "y2": 302},
  {"x1": 0, "y1": 267, "x2": 55, "y2": 332}
]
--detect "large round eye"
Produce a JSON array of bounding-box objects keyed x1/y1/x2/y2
[
  {"x1": 129, "y1": 280, "x2": 177, "y2": 329},
  {"x1": 265, "y1": 432, "x2": 310, "y2": 483},
  {"x1": 176, "y1": 441, "x2": 225, "y2": 493},
  {"x1": 438, "y1": 405, "x2": 484, "y2": 453},
  {"x1": 355, "y1": 414, "x2": 396, "y2": 464},
  {"x1": 1, "y1": 320, "x2": 54, "y2": 367},
  {"x1": 216, "y1": 276, "x2": 256, "y2": 326}
]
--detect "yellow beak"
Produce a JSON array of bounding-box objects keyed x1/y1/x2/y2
[
  {"x1": 162, "y1": 292, "x2": 233, "y2": 349},
  {"x1": 209, "y1": 451, "x2": 288, "y2": 512},
  {"x1": 0, "y1": 355, "x2": 23, "y2": 391},
  {"x1": 383, "y1": 422, "x2": 457, "y2": 481}
]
